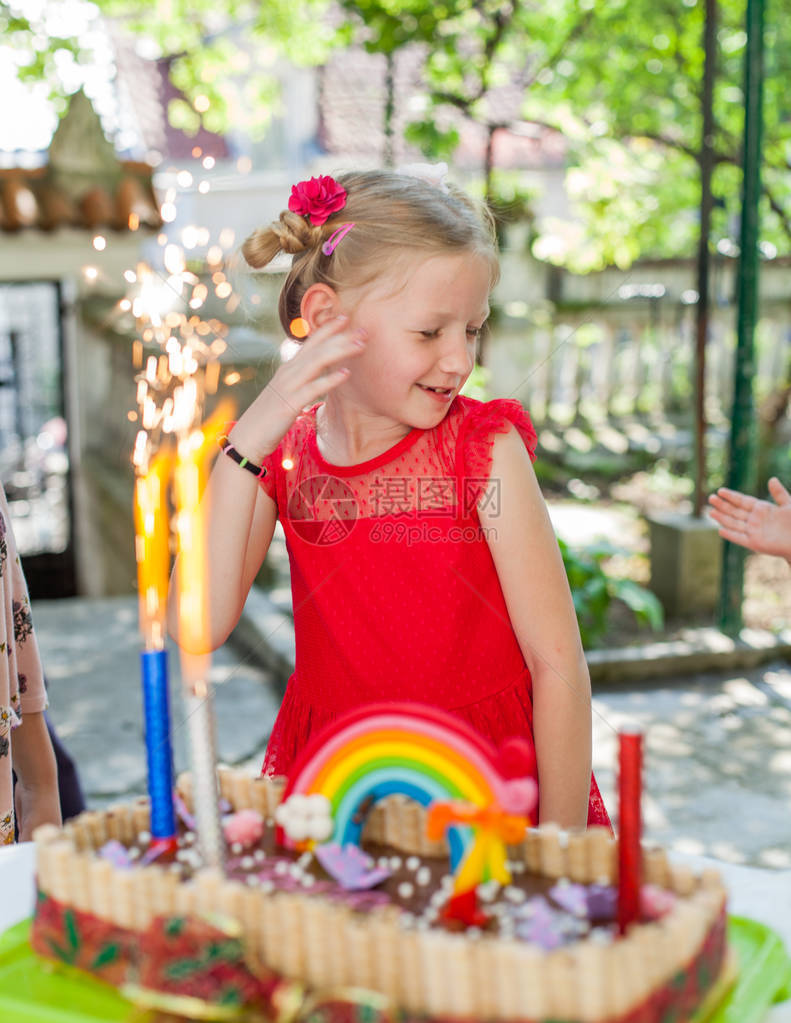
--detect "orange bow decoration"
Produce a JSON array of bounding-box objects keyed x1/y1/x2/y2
[{"x1": 427, "y1": 801, "x2": 530, "y2": 893}]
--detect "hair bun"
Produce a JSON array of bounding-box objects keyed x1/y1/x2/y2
[
  {"x1": 241, "y1": 211, "x2": 324, "y2": 270},
  {"x1": 273, "y1": 211, "x2": 323, "y2": 255}
]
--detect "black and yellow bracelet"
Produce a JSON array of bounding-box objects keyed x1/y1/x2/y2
[{"x1": 218, "y1": 434, "x2": 268, "y2": 481}]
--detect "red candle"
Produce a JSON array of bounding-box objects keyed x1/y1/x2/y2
[{"x1": 617, "y1": 730, "x2": 643, "y2": 934}]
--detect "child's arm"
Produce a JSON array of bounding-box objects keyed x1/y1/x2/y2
[
  {"x1": 168, "y1": 314, "x2": 366, "y2": 651},
  {"x1": 479, "y1": 427, "x2": 591, "y2": 829},
  {"x1": 12, "y1": 711, "x2": 61, "y2": 840},
  {"x1": 708, "y1": 477, "x2": 791, "y2": 564}
]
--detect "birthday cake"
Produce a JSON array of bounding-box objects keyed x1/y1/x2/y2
[{"x1": 30, "y1": 704, "x2": 730, "y2": 1022}]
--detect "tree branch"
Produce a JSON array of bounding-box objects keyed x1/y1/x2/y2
[
  {"x1": 522, "y1": 9, "x2": 595, "y2": 91},
  {"x1": 764, "y1": 182, "x2": 791, "y2": 245}
]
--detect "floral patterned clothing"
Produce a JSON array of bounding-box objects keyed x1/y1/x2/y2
[{"x1": 0, "y1": 484, "x2": 48, "y2": 844}]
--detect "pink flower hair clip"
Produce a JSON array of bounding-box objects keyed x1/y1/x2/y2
[{"x1": 288, "y1": 175, "x2": 347, "y2": 226}]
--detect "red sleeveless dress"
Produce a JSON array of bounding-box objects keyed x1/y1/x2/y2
[{"x1": 258, "y1": 395, "x2": 610, "y2": 828}]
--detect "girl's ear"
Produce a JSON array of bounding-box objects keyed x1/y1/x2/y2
[{"x1": 301, "y1": 284, "x2": 342, "y2": 332}]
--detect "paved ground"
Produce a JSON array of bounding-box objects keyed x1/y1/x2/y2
[
  {"x1": 591, "y1": 664, "x2": 791, "y2": 870},
  {"x1": 31, "y1": 595, "x2": 791, "y2": 871}
]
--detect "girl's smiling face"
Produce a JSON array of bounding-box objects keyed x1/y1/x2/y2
[{"x1": 341, "y1": 250, "x2": 491, "y2": 430}]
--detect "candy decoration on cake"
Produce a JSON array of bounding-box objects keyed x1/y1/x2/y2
[
  {"x1": 617, "y1": 729, "x2": 643, "y2": 934},
  {"x1": 276, "y1": 703, "x2": 537, "y2": 872},
  {"x1": 134, "y1": 448, "x2": 178, "y2": 857}
]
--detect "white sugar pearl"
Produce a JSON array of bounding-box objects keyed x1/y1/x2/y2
[
  {"x1": 183, "y1": 831, "x2": 196, "y2": 845},
  {"x1": 241, "y1": 856, "x2": 255, "y2": 870},
  {"x1": 246, "y1": 875, "x2": 260, "y2": 887},
  {"x1": 289, "y1": 863, "x2": 303, "y2": 880},
  {"x1": 275, "y1": 861, "x2": 288, "y2": 875},
  {"x1": 138, "y1": 831, "x2": 151, "y2": 845},
  {"x1": 397, "y1": 882, "x2": 414, "y2": 899},
  {"x1": 478, "y1": 880, "x2": 500, "y2": 903},
  {"x1": 260, "y1": 880, "x2": 275, "y2": 894},
  {"x1": 505, "y1": 887, "x2": 526, "y2": 904},
  {"x1": 416, "y1": 867, "x2": 432, "y2": 886},
  {"x1": 128, "y1": 847, "x2": 141, "y2": 861},
  {"x1": 440, "y1": 875, "x2": 454, "y2": 891},
  {"x1": 377, "y1": 857, "x2": 389, "y2": 869},
  {"x1": 254, "y1": 849, "x2": 266, "y2": 862},
  {"x1": 406, "y1": 856, "x2": 420, "y2": 871},
  {"x1": 301, "y1": 873, "x2": 316, "y2": 887},
  {"x1": 231, "y1": 842, "x2": 243, "y2": 855}
]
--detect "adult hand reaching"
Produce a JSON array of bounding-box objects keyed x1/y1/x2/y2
[{"x1": 708, "y1": 476, "x2": 791, "y2": 564}]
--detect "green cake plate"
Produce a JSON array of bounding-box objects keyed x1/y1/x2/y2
[
  {"x1": 0, "y1": 918, "x2": 135, "y2": 1021},
  {"x1": 0, "y1": 915, "x2": 789, "y2": 1023}
]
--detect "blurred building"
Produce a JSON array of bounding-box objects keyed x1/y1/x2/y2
[{"x1": 0, "y1": 90, "x2": 160, "y2": 596}]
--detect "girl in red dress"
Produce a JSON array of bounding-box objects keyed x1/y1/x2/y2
[{"x1": 195, "y1": 169, "x2": 609, "y2": 829}]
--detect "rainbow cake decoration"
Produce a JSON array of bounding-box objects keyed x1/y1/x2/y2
[
  {"x1": 29, "y1": 702, "x2": 731, "y2": 1022},
  {"x1": 276, "y1": 702, "x2": 537, "y2": 875}
]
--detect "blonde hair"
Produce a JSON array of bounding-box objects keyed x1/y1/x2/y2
[{"x1": 242, "y1": 171, "x2": 498, "y2": 335}]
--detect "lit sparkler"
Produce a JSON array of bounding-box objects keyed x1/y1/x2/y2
[{"x1": 129, "y1": 222, "x2": 242, "y2": 872}]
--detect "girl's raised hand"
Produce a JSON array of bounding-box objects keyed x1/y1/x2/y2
[
  {"x1": 230, "y1": 315, "x2": 366, "y2": 458},
  {"x1": 708, "y1": 477, "x2": 791, "y2": 563}
]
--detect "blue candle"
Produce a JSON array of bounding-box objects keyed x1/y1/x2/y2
[{"x1": 141, "y1": 648, "x2": 176, "y2": 841}]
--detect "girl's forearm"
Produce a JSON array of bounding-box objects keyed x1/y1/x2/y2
[{"x1": 531, "y1": 657, "x2": 592, "y2": 829}]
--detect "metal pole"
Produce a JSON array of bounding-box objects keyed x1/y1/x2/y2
[
  {"x1": 693, "y1": 0, "x2": 717, "y2": 518},
  {"x1": 719, "y1": 0, "x2": 765, "y2": 633}
]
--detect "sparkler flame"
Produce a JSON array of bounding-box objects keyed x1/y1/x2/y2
[
  {"x1": 133, "y1": 449, "x2": 171, "y2": 651},
  {"x1": 173, "y1": 401, "x2": 232, "y2": 684}
]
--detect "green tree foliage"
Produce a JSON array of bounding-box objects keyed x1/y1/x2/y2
[
  {"x1": 0, "y1": 0, "x2": 336, "y2": 140},
  {"x1": 400, "y1": 0, "x2": 789, "y2": 267},
  {"x1": 523, "y1": 0, "x2": 791, "y2": 268},
  {"x1": 404, "y1": 0, "x2": 592, "y2": 209},
  {"x1": 336, "y1": 0, "x2": 467, "y2": 164},
  {"x1": 4, "y1": 0, "x2": 789, "y2": 266}
]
